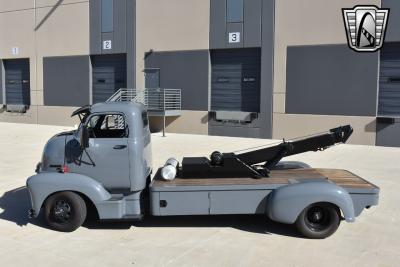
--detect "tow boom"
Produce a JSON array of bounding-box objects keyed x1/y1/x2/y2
[{"x1": 179, "y1": 125, "x2": 353, "y2": 179}]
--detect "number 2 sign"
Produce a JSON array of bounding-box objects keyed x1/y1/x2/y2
[
  {"x1": 228, "y1": 32, "x2": 240, "y2": 43},
  {"x1": 103, "y1": 40, "x2": 112, "y2": 50}
]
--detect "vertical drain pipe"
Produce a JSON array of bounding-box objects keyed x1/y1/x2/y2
[{"x1": 163, "y1": 89, "x2": 166, "y2": 137}]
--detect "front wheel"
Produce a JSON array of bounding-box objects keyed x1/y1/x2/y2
[
  {"x1": 44, "y1": 191, "x2": 87, "y2": 232},
  {"x1": 295, "y1": 202, "x2": 340, "y2": 239}
]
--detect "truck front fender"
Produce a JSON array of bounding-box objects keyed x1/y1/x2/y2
[
  {"x1": 266, "y1": 181, "x2": 355, "y2": 224},
  {"x1": 26, "y1": 172, "x2": 111, "y2": 217}
]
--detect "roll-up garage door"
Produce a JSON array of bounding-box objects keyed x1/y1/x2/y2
[
  {"x1": 378, "y1": 43, "x2": 400, "y2": 116},
  {"x1": 4, "y1": 59, "x2": 30, "y2": 105},
  {"x1": 91, "y1": 54, "x2": 126, "y2": 103},
  {"x1": 211, "y1": 48, "x2": 261, "y2": 112}
]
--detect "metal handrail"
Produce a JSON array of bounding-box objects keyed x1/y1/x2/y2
[{"x1": 107, "y1": 88, "x2": 181, "y2": 111}]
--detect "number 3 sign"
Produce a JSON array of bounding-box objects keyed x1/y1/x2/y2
[{"x1": 228, "y1": 32, "x2": 240, "y2": 43}]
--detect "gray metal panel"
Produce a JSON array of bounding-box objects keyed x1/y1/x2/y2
[
  {"x1": 350, "y1": 193, "x2": 379, "y2": 217},
  {"x1": 91, "y1": 0, "x2": 127, "y2": 55},
  {"x1": 144, "y1": 69, "x2": 160, "y2": 88},
  {"x1": 382, "y1": 0, "x2": 400, "y2": 42},
  {"x1": 378, "y1": 43, "x2": 400, "y2": 116},
  {"x1": 145, "y1": 50, "x2": 209, "y2": 111},
  {"x1": 90, "y1": 0, "x2": 102, "y2": 54},
  {"x1": 0, "y1": 60, "x2": 3, "y2": 104},
  {"x1": 4, "y1": 59, "x2": 30, "y2": 105},
  {"x1": 101, "y1": 31, "x2": 114, "y2": 53},
  {"x1": 286, "y1": 44, "x2": 378, "y2": 116},
  {"x1": 208, "y1": 0, "x2": 274, "y2": 138},
  {"x1": 91, "y1": 54, "x2": 127, "y2": 103},
  {"x1": 159, "y1": 191, "x2": 210, "y2": 215},
  {"x1": 111, "y1": 0, "x2": 126, "y2": 54},
  {"x1": 210, "y1": 190, "x2": 270, "y2": 214},
  {"x1": 126, "y1": 0, "x2": 135, "y2": 88},
  {"x1": 209, "y1": 0, "x2": 226, "y2": 49},
  {"x1": 258, "y1": 0, "x2": 274, "y2": 138},
  {"x1": 211, "y1": 48, "x2": 261, "y2": 112},
  {"x1": 226, "y1": 22, "x2": 243, "y2": 48},
  {"x1": 43, "y1": 56, "x2": 90, "y2": 107},
  {"x1": 243, "y1": 0, "x2": 262, "y2": 47},
  {"x1": 376, "y1": 119, "x2": 400, "y2": 147}
]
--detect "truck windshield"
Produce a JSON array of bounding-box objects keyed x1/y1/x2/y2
[{"x1": 71, "y1": 105, "x2": 91, "y2": 128}]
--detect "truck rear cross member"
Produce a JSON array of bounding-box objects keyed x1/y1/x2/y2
[{"x1": 26, "y1": 102, "x2": 379, "y2": 239}]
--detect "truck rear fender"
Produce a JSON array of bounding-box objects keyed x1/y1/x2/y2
[
  {"x1": 26, "y1": 172, "x2": 111, "y2": 217},
  {"x1": 266, "y1": 181, "x2": 355, "y2": 224}
]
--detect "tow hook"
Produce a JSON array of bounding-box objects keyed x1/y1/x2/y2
[{"x1": 28, "y1": 209, "x2": 35, "y2": 219}]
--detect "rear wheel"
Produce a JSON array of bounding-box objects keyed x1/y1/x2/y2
[
  {"x1": 295, "y1": 202, "x2": 340, "y2": 239},
  {"x1": 44, "y1": 191, "x2": 87, "y2": 232}
]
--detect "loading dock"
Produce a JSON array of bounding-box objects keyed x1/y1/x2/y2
[
  {"x1": 91, "y1": 54, "x2": 127, "y2": 103},
  {"x1": 211, "y1": 48, "x2": 261, "y2": 112},
  {"x1": 3, "y1": 58, "x2": 30, "y2": 108}
]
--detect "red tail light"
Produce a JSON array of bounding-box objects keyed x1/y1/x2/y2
[{"x1": 60, "y1": 165, "x2": 69, "y2": 173}]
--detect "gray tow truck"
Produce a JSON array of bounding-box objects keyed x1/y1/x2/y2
[{"x1": 26, "y1": 102, "x2": 379, "y2": 238}]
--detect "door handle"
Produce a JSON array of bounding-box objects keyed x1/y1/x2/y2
[{"x1": 113, "y1": 145, "x2": 127, "y2": 150}]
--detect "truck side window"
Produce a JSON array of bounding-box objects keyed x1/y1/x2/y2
[{"x1": 87, "y1": 114, "x2": 127, "y2": 138}]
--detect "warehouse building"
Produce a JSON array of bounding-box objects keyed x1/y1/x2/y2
[{"x1": 0, "y1": 0, "x2": 399, "y2": 146}]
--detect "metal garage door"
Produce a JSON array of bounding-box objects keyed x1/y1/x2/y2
[
  {"x1": 4, "y1": 59, "x2": 30, "y2": 105},
  {"x1": 377, "y1": 43, "x2": 400, "y2": 147},
  {"x1": 378, "y1": 43, "x2": 400, "y2": 116},
  {"x1": 92, "y1": 54, "x2": 126, "y2": 103},
  {"x1": 211, "y1": 48, "x2": 261, "y2": 112}
]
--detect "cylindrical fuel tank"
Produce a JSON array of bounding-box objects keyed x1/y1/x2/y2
[{"x1": 160, "y1": 158, "x2": 179, "y2": 180}]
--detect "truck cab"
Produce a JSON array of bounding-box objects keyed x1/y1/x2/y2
[{"x1": 28, "y1": 102, "x2": 152, "y2": 230}]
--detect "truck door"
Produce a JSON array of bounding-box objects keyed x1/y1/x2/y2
[{"x1": 69, "y1": 113, "x2": 131, "y2": 192}]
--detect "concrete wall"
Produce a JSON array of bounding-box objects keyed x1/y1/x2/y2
[
  {"x1": 273, "y1": 113, "x2": 377, "y2": 145},
  {"x1": 0, "y1": 0, "x2": 89, "y2": 126},
  {"x1": 149, "y1": 111, "x2": 209, "y2": 135},
  {"x1": 136, "y1": 0, "x2": 210, "y2": 88},
  {"x1": 273, "y1": 0, "x2": 380, "y2": 145},
  {"x1": 136, "y1": 0, "x2": 211, "y2": 133}
]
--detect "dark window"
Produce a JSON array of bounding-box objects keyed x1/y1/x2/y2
[
  {"x1": 101, "y1": 0, "x2": 113, "y2": 33},
  {"x1": 87, "y1": 114, "x2": 126, "y2": 138},
  {"x1": 227, "y1": 0, "x2": 243, "y2": 23},
  {"x1": 142, "y1": 111, "x2": 149, "y2": 128}
]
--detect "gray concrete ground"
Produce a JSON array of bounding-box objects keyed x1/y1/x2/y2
[{"x1": 0, "y1": 122, "x2": 399, "y2": 267}]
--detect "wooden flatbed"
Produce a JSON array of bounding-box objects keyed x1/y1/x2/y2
[{"x1": 152, "y1": 168, "x2": 378, "y2": 190}]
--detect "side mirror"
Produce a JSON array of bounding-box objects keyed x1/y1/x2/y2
[{"x1": 80, "y1": 125, "x2": 90, "y2": 149}]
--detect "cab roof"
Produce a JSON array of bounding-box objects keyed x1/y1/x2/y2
[{"x1": 71, "y1": 102, "x2": 146, "y2": 118}]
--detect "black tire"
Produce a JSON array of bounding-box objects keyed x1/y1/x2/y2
[
  {"x1": 295, "y1": 202, "x2": 340, "y2": 239},
  {"x1": 44, "y1": 191, "x2": 87, "y2": 232}
]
